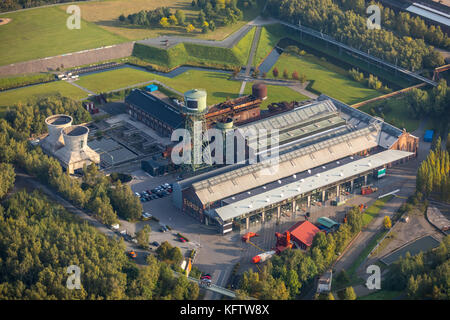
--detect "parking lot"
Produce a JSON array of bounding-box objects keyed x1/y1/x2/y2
[{"x1": 118, "y1": 167, "x2": 406, "y2": 288}]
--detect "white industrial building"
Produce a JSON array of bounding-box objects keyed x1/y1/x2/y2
[{"x1": 41, "y1": 115, "x2": 100, "y2": 174}]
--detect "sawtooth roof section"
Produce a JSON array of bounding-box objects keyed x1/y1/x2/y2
[
  {"x1": 193, "y1": 123, "x2": 382, "y2": 205},
  {"x1": 125, "y1": 89, "x2": 184, "y2": 129}
]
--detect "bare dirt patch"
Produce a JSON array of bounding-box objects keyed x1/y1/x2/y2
[{"x1": 0, "y1": 18, "x2": 11, "y2": 26}]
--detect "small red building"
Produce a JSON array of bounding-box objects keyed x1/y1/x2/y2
[{"x1": 287, "y1": 220, "x2": 320, "y2": 250}]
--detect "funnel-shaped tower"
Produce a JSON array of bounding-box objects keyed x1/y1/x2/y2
[
  {"x1": 53, "y1": 125, "x2": 100, "y2": 174},
  {"x1": 41, "y1": 114, "x2": 73, "y2": 153}
]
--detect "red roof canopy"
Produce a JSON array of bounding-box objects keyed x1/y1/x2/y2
[{"x1": 287, "y1": 220, "x2": 320, "y2": 247}]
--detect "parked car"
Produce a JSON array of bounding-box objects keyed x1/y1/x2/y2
[
  {"x1": 135, "y1": 192, "x2": 140, "y2": 197},
  {"x1": 128, "y1": 250, "x2": 137, "y2": 259},
  {"x1": 152, "y1": 241, "x2": 160, "y2": 247},
  {"x1": 179, "y1": 237, "x2": 187, "y2": 243},
  {"x1": 142, "y1": 212, "x2": 152, "y2": 220}
]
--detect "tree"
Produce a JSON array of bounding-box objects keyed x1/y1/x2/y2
[
  {"x1": 185, "y1": 24, "x2": 195, "y2": 33},
  {"x1": 168, "y1": 14, "x2": 178, "y2": 26},
  {"x1": 175, "y1": 10, "x2": 185, "y2": 26},
  {"x1": 299, "y1": 74, "x2": 307, "y2": 84},
  {"x1": 209, "y1": 20, "x2": 216, "y2": 31},
  {"x1": 342, "y1": 286, "x2": 357, "y2": 300},
  {"x1": 283, "y1": 69, "x2": 289, "y2": 79},
  {"x1": 383, "y1": 216, "x2": 392, "y2": 230},
  {"x1": 292, "y1": 71, "x2": 299, "y2": 80},
  {"x1": 119, "y1": 14, "x2": 126, "y2": 22},
  {"x1": 0, "y1": 163, "x2": 15, "y2": 198},
  {"x1": 136, "y1": 225, "x2": 151, "y2": 249},
  {"x1": 272, "y1": 67, "x2": 279, "y2": 78},
  {"x1": 159, "y1": 17, "x2": 170, "y2": 28}
]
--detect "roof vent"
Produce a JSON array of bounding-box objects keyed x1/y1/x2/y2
[
  {"x1": 266, "y1": 198, "x2": 270, "y2": 203},
  {"x1": 293, "y1": 174, "x2": 297, "y2": 179},
  {"x1": 278, "y1": 180, "x2": 282, "y2": 184},
  {"x1": 316, "y1": 173, "x2": 320, "y2": 177},
  {"x1": 308, "y1": 169, "x2": 312, "y2": 174}
]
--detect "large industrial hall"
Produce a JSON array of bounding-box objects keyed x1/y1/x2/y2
[{"x1": 173, "y1": 95, "x2": 419, "y2": 234}]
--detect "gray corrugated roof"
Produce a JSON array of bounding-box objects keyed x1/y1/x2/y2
[{"x1": 214, "y1": 149, "x2": 414, "y2": 222}]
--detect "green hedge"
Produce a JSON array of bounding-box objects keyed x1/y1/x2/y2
[{"x1": 0, "y1": 73, "x2": 55, "y2": 91}]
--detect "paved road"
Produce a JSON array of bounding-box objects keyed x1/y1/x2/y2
[
  {"x1": 325, "y1": 120, "x2": 431, "y2": 299},
  {"x1": 239, "y1": 26, "x2": 261, "y2": 96},
  {"x1": 138, "y1": 17, "x2": 274, "y2": 50}
]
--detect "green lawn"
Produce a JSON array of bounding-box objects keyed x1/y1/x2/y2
[
  {"x1": 243, "y1": 83, "x2": 309, "y2": 109},
  {"x1": 361, "y1": 195, "x2": 394, "y2": 227},
  {"x1": 232, "y1": 26, "x2": 256, "y2": 66},
  {"x1": 0, "y1": 6, "x2": 127, "y2": 66},
  {"x1": 76, "y1": 67, "x2": 244, "y2": 105},
  {"x1": 0, "y1": 81, "x2": 87, "y2": 112},
  {"x1": 268, "y1": 53, "x2": 382, "y2": 105},
  {"x1": 254, "y1": 24, "x2": 287, "y2": 67},
  {"x1": 132, "y1": 26, "x2": 257, "y2": 71},
  {"x1": 359, "y1": 96, "x2": 420, "y2": 132}
]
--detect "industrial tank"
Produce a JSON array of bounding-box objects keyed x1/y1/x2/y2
[
  {"x1": 252, "y1": 83, "x2": 267, "y2": 100},
  {"x1": 183, "y1": 89, "x2": 208, "y2": 114},
  {"x1": 61, "y1": 125, "x2": 89, "y2": 152}
]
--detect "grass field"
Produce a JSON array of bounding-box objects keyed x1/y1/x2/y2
[
  {"x1": 359, "y1": 96, "x2": 420, "y2": 132},
  {"x1": 76, "y1": 67, "x2": 244, "y2": 105},
  {"x1": 0, "y1": 81, "x2": 87, "y2": 109},
  {"x1": 61, "y1": 0, "x2": 261, "y2": 41},
  {"x1": 243, "y1": 83, "x2": 309, "y2": 109},
  {"x1": 361, "y1": 195, "x2": 394, "y2": 227},
  {"x1": 267, "y1": 53, "x2": 382, "y2": 105},
  {"x1": 254, "y1": 24, "x2": 413, "y2": 89},
  {"x1": 0, "y1": 6, "x2": 127, "y2": 66},
  {"x1": 254, "y1": 24, "x2": 286, "y2": 67},
  {"x1": 132, "y1": 27, "x2": 256, "y2": 70}
]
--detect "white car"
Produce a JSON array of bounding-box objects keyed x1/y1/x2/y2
[
  {"x1": 135, "y1": 192, "x2": 140, "y2": 197},
  {"x1": 142, "y1": 212, "x2": 152, "y2": 220}
]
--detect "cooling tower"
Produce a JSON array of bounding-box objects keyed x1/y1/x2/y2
[
  {"x1": 41, "y1": 114, "x2": 73, "y2": 153},
  {"x1": 54, "y1": 125, "x2": 100, "y2": 174}
]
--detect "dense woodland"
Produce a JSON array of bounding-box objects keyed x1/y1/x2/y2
[
  {"x1": 265, "y1": 0, "x2": 445, "y2": 71},
  {"x1": 0, "y1": 191, "x2": 199, "y2": 299},
  {"x1": 237, "y1": 206, "x2": 365, "y2": 299},
  {"x1": 384, "y1": 235, "x2": 450, "y2": 299},
  {"x1": 0, "y1": 95, "x2": 142, "y2": 226}
]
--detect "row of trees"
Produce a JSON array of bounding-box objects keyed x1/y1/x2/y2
[
  {"x1": 349, "y1": 68, "x2": 391, "y2": 93},
  {"x1": 384, "y1": 235, "x2": 449, "y2": 299},
  {"x1": 0, "y1": 190, "x2": 199, "y2": 299},
  {"x1": 416, "y1": 137, "x2": 450, "y2": 202},
  {"x1": 266, "y1": 0, "x2": 444, "y2": 71},
  {"x1": 272, "y1": 67, "x2": 307, "y2": 83},
  {"x1": 0, "y1": 0, "x2": 84, "y2": 12},
  {"x1": 238, "y1": 206, "x2": 365, "y2": 299},
  {"x1": 120, "y1": 7, "x2": 186, "y2": 28}
]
